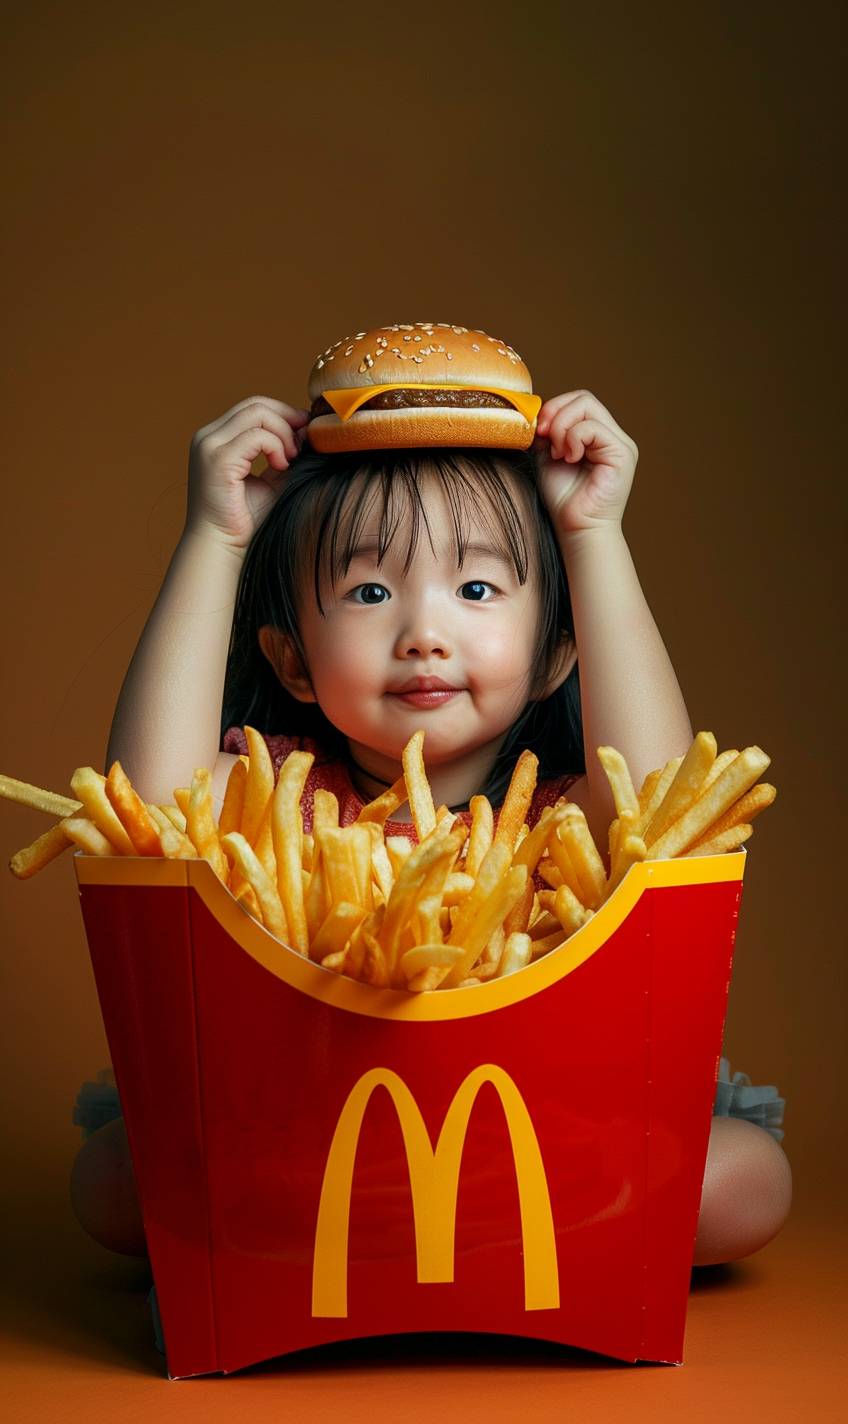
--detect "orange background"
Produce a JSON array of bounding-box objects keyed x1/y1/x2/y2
[{"x1": 1, "y1": 1, "x2": 845, "y2": 1414}]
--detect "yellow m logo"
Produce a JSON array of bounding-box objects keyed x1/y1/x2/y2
[{"x1": 311, "y1": 1063, "x2": 560, "y2": 1317}]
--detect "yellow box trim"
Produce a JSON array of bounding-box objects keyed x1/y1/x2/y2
[{"x1": 74, "y1": 849, "x2": 745, "y2": 1021}]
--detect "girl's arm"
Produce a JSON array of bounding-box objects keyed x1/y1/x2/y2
[
  {"x1": 558, "y1": 525, "x2": 692, "y2": 849},
  {"x1": 534, "y1": 391, "x2": 692, "y2": 850},
  {"x1": 105, "y1": 396, "x2": 311, "y2": 806}
]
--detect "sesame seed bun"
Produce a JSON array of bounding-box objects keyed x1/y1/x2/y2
[{"x1": 305, "y1": 321, "x2": 541, "y2": 452}]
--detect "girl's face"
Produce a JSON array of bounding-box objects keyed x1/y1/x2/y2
[{"x1": 280, "y1": 470, "x2": 548, "y2": 781}]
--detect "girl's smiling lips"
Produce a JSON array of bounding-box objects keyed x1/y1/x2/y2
[{"x1": 387, "y1": 675, "x2": 465, "y2": 708}]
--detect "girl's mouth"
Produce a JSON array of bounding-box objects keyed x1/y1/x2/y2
[
  {"x1": 389, "y1": 677, "x2": 466, "y2": 712},
  {"x1": 388, "y1": 688, "x2": 464, "y2": 709}
]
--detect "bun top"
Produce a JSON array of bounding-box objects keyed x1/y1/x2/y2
[{"x1": 307, "y1": 322, "x2": 533, "y2": 401}]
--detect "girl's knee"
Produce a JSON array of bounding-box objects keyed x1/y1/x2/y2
[
  {"x1": 70, "y1": 1116, "x2": 148, "y2": 1257},
  {"x1": 694, "y1": 1116, "x2": 792, "y2": 1267}
]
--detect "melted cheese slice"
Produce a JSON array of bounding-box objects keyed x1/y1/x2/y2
[{"x1": 319, "y1": 384, "x2": 542, "y2": 424}]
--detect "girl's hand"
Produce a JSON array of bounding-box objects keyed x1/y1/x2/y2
[
  {"x1": 185, "y1": 396, "x2": 311, "y2": 551},
  {"x1": 532, "y1": 390, "x2": 639, "y2": 536}
]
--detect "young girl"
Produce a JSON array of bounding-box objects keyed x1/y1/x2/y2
[{"x1": 70, "y1": 387, "x2": 791, "y2": 1271}]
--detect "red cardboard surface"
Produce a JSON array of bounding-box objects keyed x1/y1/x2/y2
[{"x1": 75, "y1": 853, "x2": 743, "y2": 1378}]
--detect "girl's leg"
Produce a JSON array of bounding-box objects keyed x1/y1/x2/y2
[
  {"x1": 70, "y1": 1115, "x2": 148, "y2": 1257},
  {"x1": 694, "y1": 1116, "x2": 792, "y2": 1266}
]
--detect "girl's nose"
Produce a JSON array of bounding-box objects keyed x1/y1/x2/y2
[{"x1": 394, "y1": 620, "x2": 452, "y2": 660}]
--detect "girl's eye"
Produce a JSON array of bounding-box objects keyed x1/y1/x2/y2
[
  {"x1": 349, "y1": 582, "x2": 391, "y2": 605},
  {"x1": 458, "y1": 580, "x2": 496, "y2": 602}
]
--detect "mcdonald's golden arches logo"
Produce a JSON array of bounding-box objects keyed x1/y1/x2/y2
[{"x1": 311, "y1": 1063, "x2": 560, "y2": 1317}]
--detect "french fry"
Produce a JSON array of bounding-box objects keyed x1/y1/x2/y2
[
  {"x1": 596, "y1": 747, "x2": 640, "y2": 823},
  {"x1": 173, "y1": 787, "x2": 191, "y2": 818},
  {"x1": 442, "y1": 861, "x2": 527, "y2": 988},
  {"x1": 242, "y1": 727, "x2": 276, "y2": 845},
  {"x1": 402, "y1": 730, "x2": 436, "y2": 840},
  {"x1": 365, "y1": 822, "x2": 394, "y2": 903},
  {"x1": 400, "y1": 944, "x2": 465, "y2": 981},
  {"x1": 232, "y1": 879, "x2": 262, "y2": 921},
  {"x1": 312, "y1": 901, "x2": 366, "y2": 962},
  {"x1": 642, "y1": 732, "x2": 718, "y2": 847},
  {"x1": 529, "y1": 927, "x2": 572, "y2": 958},
  {"x1": 70, "y1": 768, "x2": 135, "y2": 854},
  {"x1": 61, "y1": 816, "x2": 121, "y2": 857},
  {"x1": 355, "y1": 776, "x2": 406, "y2": 826},
  {"x1": 271, "y1": 750, "x2": 314, "y2": 956},
  {"x1": 529, "y1": 910, "x2": 562, "y2": 940},
  {"x1": 443, "y1": 871, "x2": 474, "y2": 905},
  {"x1": 512, "y1": 805, "x2": 567, "y2": 877},
  {"x1": 159, "y1": 804, "x2": 187, "y2": 834},
  {"x1": 493, "y1": 750, "x2": 538, "y2": 852},
  {"x1": 105, "y1": 762, "x2": 163, "y2": 856},
  {"x1": 379, "y1": 822, "x2": 461, "y2": 982},
  {"x1": 0, "y1": 773, "x2": 80, "y2": 819},
  {"x1": 9, "y1": 821, "x2": 74, "y2": 878},
  {"x1": 313, "y1": 789, "x2": 340, "y2": 836},
  {"x1": 638, "y1": 756, "x2": 683, "y2": 834},
  {"x1": 304, "y1": 848, "x2": 329, "y2": 942},
  {"x1": 220, "y1": 832, "x2": 288, "y2": 942},
  {"x1": 553, "y1": 884, "x2": 593, "y2": 936},
  {"x1": 648, "y1": 747, "x2": 770, "y2": 859},
  {"x1": 684, "y1": 824, "x2": 753, "y2": 856},
  {"x1": 186, "y1": 768, "x2": 228, "y2": 880},
  {"x1": 548, "y1": 826, "x2": 585, "y2": 902},
  {"x1": 558, "y1": 807, "x2": 606, "y2": 909},
  {"x1": 218, "y1": 758, "x2": 247, "y2": 838},
  {"x1": 385, "y1": 836, "x2": 413, "y2": 877},
  {"x1": 638, "y1": 767, "x2": 663, "y2": 818},
  {"x1": 146, "y1": 805, "x2": 196, "y2": 858},
  {"x1": 465, "y1": 795, "x2": 494, "y2": 876},
  {"x1": 498, "y1": 932, "x2": 532, "y2": 977},
  {"x1": 537, "y1": 857, "x2": 563, "y2": 890},
  {"x1": 361, "y1": 915, "x2": 390, "y2": 988},
  {"x1": 606, "y1": 831, "x2": 648, "y2": 895},
  {"x1": 503, "y1": 875, "x2": 535, "y2": 936},
  {"x1": 689, "y1": 783, "x2": 776, "y2": 843}
]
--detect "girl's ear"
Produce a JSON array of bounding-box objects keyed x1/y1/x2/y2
[
  {"x1": 258, "y1": 625, "x2": 317, "y2": 704},
  {"x1": 536, "y1": 635, "x2": 578, "y2": 700}
]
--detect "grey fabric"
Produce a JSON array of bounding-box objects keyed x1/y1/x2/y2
[{"x1": 713, "y1": 1056, "x2": 785, "y2": 1142}]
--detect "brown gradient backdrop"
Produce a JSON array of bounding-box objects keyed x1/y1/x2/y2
[{"x1": 1, "y1": 1, "x2": 845, "y2": 1414}]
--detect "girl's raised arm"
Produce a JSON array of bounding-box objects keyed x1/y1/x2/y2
[
  {"x1": 105, "y1": 397, "x2": 310, "y2": 806},
  {"x1": 534, "y1": 390, "x2": 693, "y2": 849}
]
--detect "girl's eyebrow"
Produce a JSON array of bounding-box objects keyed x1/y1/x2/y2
[{"x1": 348, "y1": 540, "x2": 514, "y2": 571}]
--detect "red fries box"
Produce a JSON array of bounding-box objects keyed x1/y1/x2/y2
[{"x1": 75, "y1": 846, "x2": 745, "y2": 1378}]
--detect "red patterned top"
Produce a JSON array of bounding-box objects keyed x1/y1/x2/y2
[{"x1": 222, "y1": 727, "x2": 582, "y2": 841}]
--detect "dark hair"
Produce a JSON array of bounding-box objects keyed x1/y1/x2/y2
[{"x1": 221, "y1": 445, "x2": 584, "y2": 804}]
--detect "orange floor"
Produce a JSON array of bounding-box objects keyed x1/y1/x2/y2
[{"x1": 1, "y1": 1188, "x2": 845, "y2": 1422}]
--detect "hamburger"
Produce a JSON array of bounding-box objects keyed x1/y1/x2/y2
[{"x1": 305, "y1": 321, "x2": 542, "y2": 453}]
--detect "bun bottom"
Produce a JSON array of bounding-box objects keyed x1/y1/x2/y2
[{"x1": 307, "y1": 406, "x2": 536, "y2": 453}]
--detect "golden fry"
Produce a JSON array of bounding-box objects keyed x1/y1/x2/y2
[
  {"x1": 648, "y1": 747, "x2": 770, "y2": 859},
  {"x1": 271, "y1": 751, "x2": 314, "y2": 955},
  {"x1": 642, "y1": 732, "x2": 718, "y2": 847},
  {"x1": 596, "y1": 746, "x2": 640, "y2": 822},
  {"x1": 400, "y1": 944, "x2": 465, "y2": 980},
  {"x1": 105, "y1": 762, "x2": 163, "y2": 856},
  {"x1": 0, "y1": 773, "x2": 79, "y2": 818},
  {"x1": 220, "y1": 832, "x2": 288, "y2": 941},
  {"x1": 402, "y1": 730, "x2": 436, "y2": 840},
  {"x1": 465, "y1": 795, "x2": 494, "y2": 877},
  {"x1": 242, "y1": 727, "x2": 276, "y2": 845},
  {"x1": 559, "y1": 807, "x2": 606, "y2": 909},
  {"x1": 62, "y1": 816, "x2": 118, "y2": 857},
  {"x1": 690, "y1": 783, "x2": 776, "y2": 843},
  {"x1": 70, "y1": 768, "x2": 135, "y2": 853},
  {"x1": 684, "y1": 824, "x2": 753, "y2": 856},
  {"x1": 355, "y1": 776, "x2": 405, "y2": 826},
  {"x1": 218, "y1": 758, "x2": 247, "y2": 838},
  {"x1": 493, "y1": 750, "x2": 538, "y2": 852},
  {"x1": 312, "y1": 901, "x2": 366, "y2": 962},
  {"x1": 9, "y1": 821, "x2": 73, "y2": 878},
  {"x1": 186, "y1": 768, "x2": 228, "y2": 880},
  {"x1": 498, "y1": 932, "x2": 532, "y2": 977}
]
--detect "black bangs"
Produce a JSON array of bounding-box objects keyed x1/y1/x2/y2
[{"x1": 310, "y1": 450, "x2": 532, "y2": 614}]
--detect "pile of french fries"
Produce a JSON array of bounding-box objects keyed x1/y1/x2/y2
[{"x1": 2, "y1": 729, "x2": 775, "y2": 992}]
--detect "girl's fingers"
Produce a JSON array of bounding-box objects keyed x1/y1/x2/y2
[
  {"x1": 213, "y1": 427, "x2": 291, "y2": 475},
  {"x1": 193, "y1": 396, "x2": 311, "y2": 448},
  {"x1": 548, "y1": 416, "x2": 623, "y2": 465},
  {"x1": 204, "y1": 404, "x2": 304, "y2": 463},
  {"x1": 536, "y1": 390, "x2": 635, "y2": 450}
]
